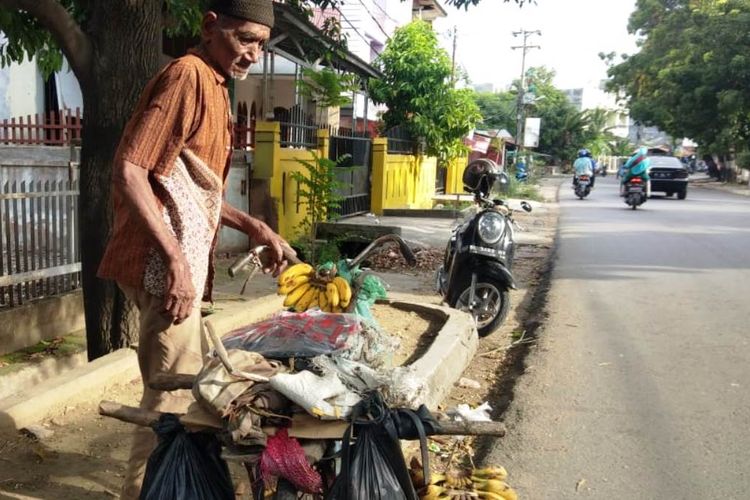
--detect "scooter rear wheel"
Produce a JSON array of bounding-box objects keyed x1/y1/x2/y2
[{"x1": 451, "y1": 279, "x2": 510, "y2": 337}]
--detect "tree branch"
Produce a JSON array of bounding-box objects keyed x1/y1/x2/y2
[{"x1": 0, "y1": 0, "x2": 93, "y2": 85}]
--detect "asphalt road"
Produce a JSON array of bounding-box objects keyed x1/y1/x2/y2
[{"x1": 486, "y1": 176, "x2": 750, "y2": 499}]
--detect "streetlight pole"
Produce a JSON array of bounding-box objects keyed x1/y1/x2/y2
[{"x1": 511, "y1": 29, "x2": 541, "y2": 161}]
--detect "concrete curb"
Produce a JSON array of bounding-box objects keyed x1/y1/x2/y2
[
  {"x1": 0, "y1": 348, "x2": 139, "y2": 433},
  {"x1": 385, "y1": 297, "x2": 478, "y2": 410},
  {"x1": 0, "y1": 350, "x2": 88, "y2": 401}
]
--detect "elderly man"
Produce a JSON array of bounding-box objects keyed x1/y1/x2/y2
[{"x1": 97, "y1": 0, "x2": 290, "y2": 497}]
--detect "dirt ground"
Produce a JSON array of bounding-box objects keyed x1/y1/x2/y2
[{"x1": 0, "y1": 204, "x2": 557, "y2": 500}]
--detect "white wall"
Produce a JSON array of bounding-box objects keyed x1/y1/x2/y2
[
  {"x1": 55, "y1": 60, "x2": 83, "y2": 110},
  {"x1": 338, "y1": 0, "x2": 414, "y2": 123},
  {"x1": 0, "y1": 33, "x2": 83, "y2": 120},
  {"x1": 0, "y1": 55, "x2": 44, "y2": 120}
]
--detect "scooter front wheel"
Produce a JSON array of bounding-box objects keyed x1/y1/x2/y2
[{"x1": 451, "y1": 279, "x2": 510, "y2": 337}]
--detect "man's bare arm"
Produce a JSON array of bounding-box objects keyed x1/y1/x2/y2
[{"x1": 113, "y1": 160, "x2": 195, "y2": 323}]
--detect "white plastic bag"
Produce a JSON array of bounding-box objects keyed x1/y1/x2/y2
[
  {"x1": 448, "y1": 402, "x2": 493, "y2": 422},
  {"x1": 269, "y1": 370, "x2": 360, "y2": 420}
]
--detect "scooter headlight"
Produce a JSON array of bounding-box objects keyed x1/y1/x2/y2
[{"x1": 477, "y1": 212, "x2": 505, "y2": 245}]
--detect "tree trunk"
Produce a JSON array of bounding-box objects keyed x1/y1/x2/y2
[{"x1": 80, "y1": 1, "x2": 163, "y2": 360}]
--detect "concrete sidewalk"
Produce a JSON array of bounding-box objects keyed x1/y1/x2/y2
[{"x1": 690, "y1": 174, "x2": 750, "y2": 197}]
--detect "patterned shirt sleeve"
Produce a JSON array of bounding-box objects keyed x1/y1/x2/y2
[{"x1": 118, "y1": 60, "x2": 200, "y2": 175}]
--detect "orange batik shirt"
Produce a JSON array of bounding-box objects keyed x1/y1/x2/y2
[{"x1": 98, "y1": 48, "x2": 233, "y2": 304}]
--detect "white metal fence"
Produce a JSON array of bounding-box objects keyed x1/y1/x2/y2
[{"x1": 0, "y1": 178, "x2": 81, "y2": 308}]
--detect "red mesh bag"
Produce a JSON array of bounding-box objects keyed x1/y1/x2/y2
[{"x1": 259, "y1": 428, "x2": 323, "y2": 494}]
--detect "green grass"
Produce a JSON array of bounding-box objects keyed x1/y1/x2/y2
[
  {"x1": 432, "y1": 200, "x2": 474, "y2": 210},
  {"x1": 0, "y1": 332, "x2": 86, "y2": 374},
  {"x1": 505, "y1": 177, "x2": 543, "y2": 201}
]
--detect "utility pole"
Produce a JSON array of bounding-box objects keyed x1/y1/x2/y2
[
  {"x1": 450, "y1": 26, "x2": 458, "y2": 88},
  {"x1": 511, "y1": 29, "x2": 541, "y2": 158}
]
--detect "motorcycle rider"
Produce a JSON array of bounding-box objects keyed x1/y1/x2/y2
[
  {"x1": 620, "y1": 146, "x2": 651, "y2": 196},
  {"x1": 573, "y1": 148, "x2": 595, "y2": 188}
]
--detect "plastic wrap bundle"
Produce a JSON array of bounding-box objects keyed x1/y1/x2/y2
[
  {"x1": 340, "y1": 319, "x2": 397, "y2": 368},
  {"x1": 336, "y1": 260, "x2": 388, "y2": 322},
  {"x1": 259, "y1": 428, "x2": 323, "y2": 494},
  {"x1": 221, "y1": 310, "x2": 362, "y2": 359}
]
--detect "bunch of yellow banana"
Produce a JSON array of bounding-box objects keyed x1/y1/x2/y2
[
  {"x1": 471, "y1": 467, "x2": 516, "y2": 500},
  {"x1": 415, "y1": 466, "x2": 517, "y2": 500},
  {"x1": 277, "y1": 263, "x2": 353, "y2": 313}
]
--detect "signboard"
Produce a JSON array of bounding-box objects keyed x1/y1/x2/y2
[
  {"x1": 464, "y1": 134, "x2": 491, "y2": 153},
  {"x1": 472, "y1": 135, "x2": 491, "y2": 153},
  {"x1": 524, "y1": 117, "x2": 541, "y2": 148}
]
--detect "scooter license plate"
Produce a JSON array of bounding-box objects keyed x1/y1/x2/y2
[{"x1": 629, "y1": 186, "x2": 643, "y2": 192}]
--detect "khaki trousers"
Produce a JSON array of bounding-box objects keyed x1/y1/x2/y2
[{"x1": 119, "y1": 285, "x2": 207, "y2": 500}]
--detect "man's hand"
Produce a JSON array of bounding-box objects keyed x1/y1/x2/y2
[
  {"x1": 252, "y1": 220, "x2": 295, "y2": 277},
  {"x1": 220, "y1": 204, "x2": 297, "y2": 277},
  {"x1": 163, "y1": 252, "x2": 196, "y2": 324}
]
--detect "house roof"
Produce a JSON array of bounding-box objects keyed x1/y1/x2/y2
[
  {"x1": 412, "y1": 0, "x2": 448, "y2": 20},
  {"x1": 269, "y1": 3, "x2": 383, "y2": 81}
]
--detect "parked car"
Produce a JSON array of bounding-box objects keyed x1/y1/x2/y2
[{"x1": 648, "y1": 156, "x2": 690, "y2": 199}]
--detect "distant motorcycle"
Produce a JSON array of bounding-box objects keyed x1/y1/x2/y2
[
  {"x1": 624, "y1": 177, "x2": 647, "y2": 209},
  {"x1": 574, "y1": 175, "x2": 592, "y2": 199}
]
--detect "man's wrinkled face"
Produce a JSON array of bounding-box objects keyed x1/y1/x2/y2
[{"x1": 202, "y1": 13, "x2": 270, "y2": 80}]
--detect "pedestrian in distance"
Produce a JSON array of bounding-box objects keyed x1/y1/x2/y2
[{"x1": 96, "y1": 1, "x2": 292, "y2": 497}]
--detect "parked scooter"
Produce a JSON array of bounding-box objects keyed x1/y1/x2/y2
[
  {"x1": 623, "y1": 177, "x2": 647, "y2": 209},
  {"x1": 436, "y1": 159, "x2": 532, "y2": 336},
  {"x1": 574, "y1": 175, "x2": 592, "y2": 199},
  {"x1": 515, "y1": 159, "x2": 529, "y2": 183}
]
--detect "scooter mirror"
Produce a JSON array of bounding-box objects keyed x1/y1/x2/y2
[{"x1": 520, "y1": 201, "x2": 533, "y2": 212}]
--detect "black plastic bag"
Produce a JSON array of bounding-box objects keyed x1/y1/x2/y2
[
  {"x1": 140, "y1": 414, "x2": 234, "y2": 500},
  {"x1": 326, "y1": 393, "x2": 431, "y2": 500},
  {"x1": 390, "y1": 405, "x2": 439, "y2": 440}
]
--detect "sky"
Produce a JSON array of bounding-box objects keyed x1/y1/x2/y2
[{"x1": 433, "y1": 0, "x2": 640, "y2": 91}]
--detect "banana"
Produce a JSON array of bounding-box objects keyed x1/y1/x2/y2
[
  {"x1": 474, "y1": 479, "x2": 511, "y2": 494},
  {"x1": 472, "y1": 467, "x2": 507, "y2": 481},
  {"x1": 444, "y1": 470, "x2": 460, "y2": 488},
  {"x1": 326, "y1": 282, "x2": 340, "y2": 308},
  {"x1": 278, "y1": 274, "x2": 311, "y2": 295},
  {"x1": 476, "y1": 492, "x2": 504, "y2": 500},
  {"x1": 294, "y1": 285, "x2": 318, "y2": 312},
  {"x1": 283, "y1": 282, "x2": 311, "y2": 308},
  {"x1": 411, "y1": 470, "x2": 446, "y2": 488},
  {"x1": 318, "y1": 288, "x2": 329, "y2": 312},
  {"x1": 419, "y1": 484, "x2": 446, "y2": 500},
  {"x1": 500, "y1": 490, "x2": 517, "y2": 500},
  {"x1": 333, "y1": 276, "x2": 352, "y2": 308},
  {"x1": 278, "y1": 262, "x2": 313, "y2": 285}
]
